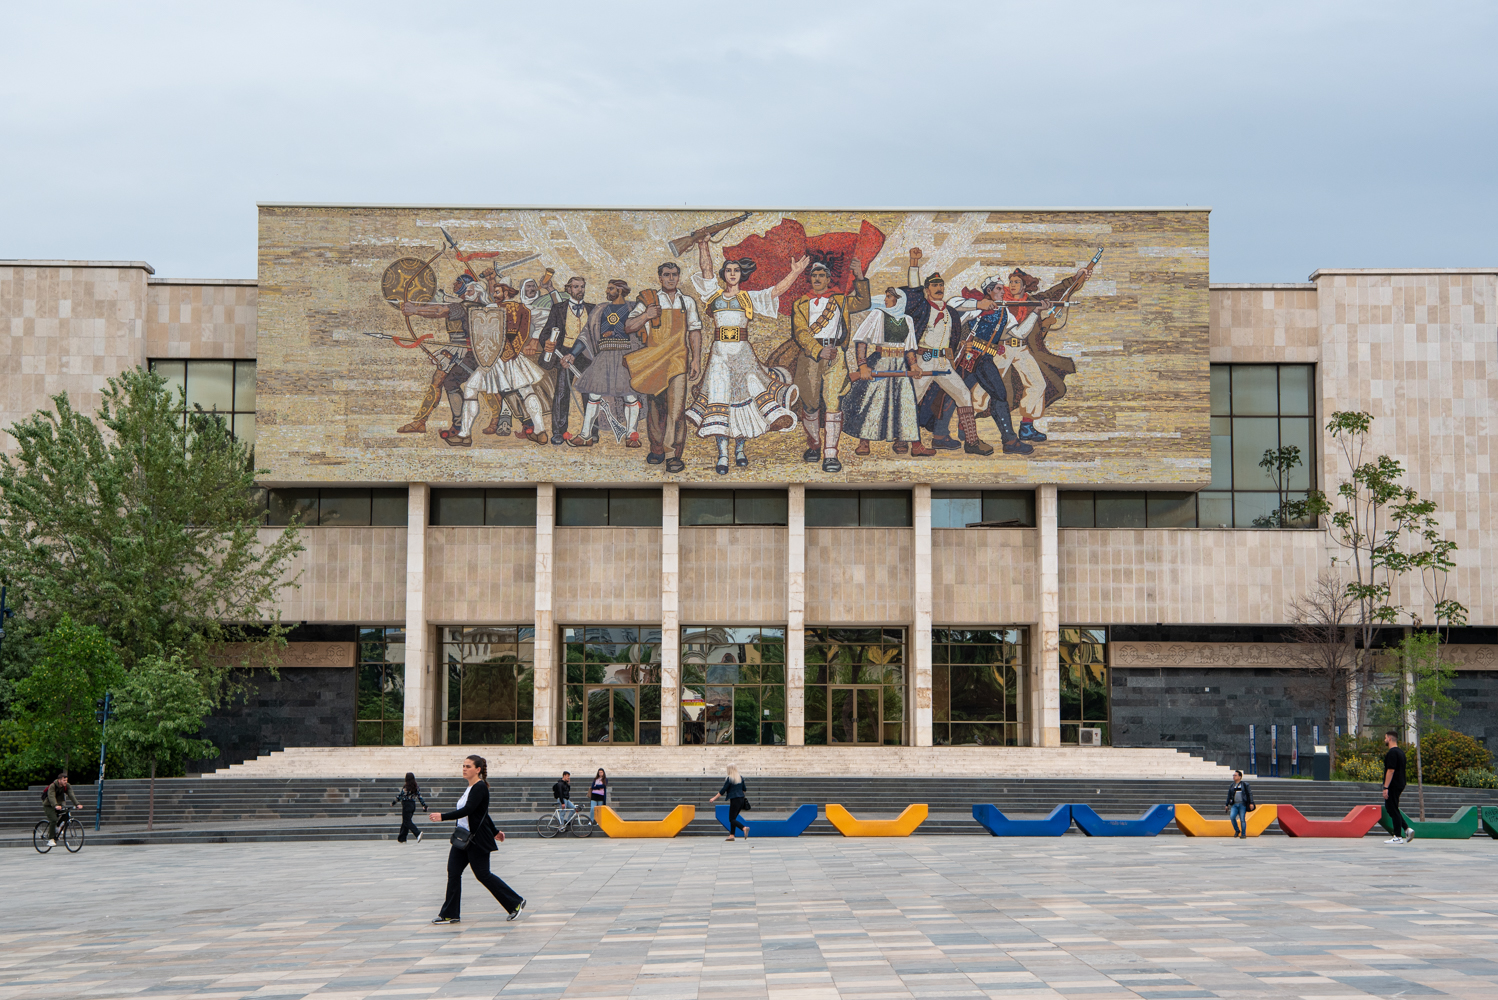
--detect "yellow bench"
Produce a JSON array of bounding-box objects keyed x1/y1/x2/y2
[
  {"x1": 593, "y1": 804, "x2": 695, "y2": 838},
  {"x1": 1174, "y1": 802, "x2": 1278, "y2": 837},
  {"x1": 826, "y1": 803, "x2": 928, "y2": 837}
]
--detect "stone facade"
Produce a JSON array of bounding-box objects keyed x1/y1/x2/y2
[{"x1": 193, "y1": 666, "x2": 357, "y2": 771}]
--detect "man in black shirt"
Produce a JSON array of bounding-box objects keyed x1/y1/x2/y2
[
  {"x1": 1383, "y1": 731, "x2": 1413, "y2": 843},
  {"x1": 552, "y1": 771, "x2": 574, "y2": 821}
]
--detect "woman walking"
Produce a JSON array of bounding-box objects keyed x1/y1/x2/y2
[
  {"x1": 589, "y1": 768, "x2": 608, "y2": 816},
  {"x1": 708, "y1": 763, "x2": 751, "y2": 842},
  {"x1": 393, "y1": 772, "x2": 427, "y2": 843},
  {"x1": 428, "y1": 754, "x2": 525, "y2": 924}
]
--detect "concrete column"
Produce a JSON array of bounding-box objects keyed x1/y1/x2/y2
[
  {"x1": 660, "y1": 483, "x2": 681, "y2": 747},
  {"x1": 912, "y1": 483, "x2": 933, "y2": 747},
  {"x1": 533, "y1": 483, "x2": 556, "y2": 746},
  {"x1": 403, "y1": 483, "x2": 429, "y2": 746},
  {"x1": 786, "y1": 484, "x2": 806, "y2": 745},
  {"x1": 1036, "y1": 483, "x2": 1061, "y2": 747}
]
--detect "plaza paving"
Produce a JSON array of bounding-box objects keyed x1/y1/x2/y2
[{"x1": 3, "y1": 837, "x2": 1496, "y2": 1000}]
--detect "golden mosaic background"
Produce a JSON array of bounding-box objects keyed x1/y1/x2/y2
[{"x1": 256, "y1": 206, "x2": 1209, "y2": 485}]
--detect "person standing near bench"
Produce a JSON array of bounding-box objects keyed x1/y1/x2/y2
[
  {"x1": 708, "y1": 763, "x2": 751, "y2": 842},
  {"x1": 393, "y1": 772, "x2": 427, "y2": 843},
  {"x1": 1224, "y1": 770, "x2": 1254, "y2": 839},
  {"x1": 1383, "y1": 731, "x2": 1413, "y2": 844},
  {"x1": 429, "y1": 754, "x2": 525, "y2": 924},
  {"x1": 589, "y1": 768, "x2": 608, "y2": 816}
]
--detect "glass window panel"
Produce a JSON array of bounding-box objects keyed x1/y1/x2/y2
[
  {"x1": 609, "y1": 489, "x2": 662, "y2": 527},
  {"x1": 639, "y1": 683, "x2": 660, "y2": 722},
  {"x1": 152, "y1": 360, "x2": 187, "y2": 406},
  {"x1": 233, "y1": 360, "x2": 256, "y2": 413},
  {"x1": 371, "y1": 488, "x2": 408, "y2": 526},
  {"x1": 861, "y1": 491, "x2": 911, "y2": 527},
  {"x1": 1279, "y1": 365, "x2": 1313, "y2": 417},
  {"x1": 1146, "y1": 492, "x2": 1197, "y2": 528},
  {"x1": 356, "y1": 663, "x2": 383, "y2": 721},
  {"x1": 1095, "y1": 491, "x2": 1146, "y2": 529},
  {"x1": 1057, "y1": 491, "x2": 1094, "y2": 527},
  {"x1": 1232, "y1": 417, "x2": 1280, "y2": 490},
  {"x1": 355, "y1": 720, "x2": 383, "y2": 746},
  {"x1": 931, "y1": 491, "x2": 981, "y2": 529},
  {"x1": 486, "y1": 488, "x2": 536, "y2": 526},
  {"x1": 681, "y1": 490, "x2": 733, "y2": 526},
  {"x1": 733, "y1": 686, "x2": 760, "y2": 745},
  {"x1": 232, "y1": 413, "x2": 256, "y2": 449},
  {"x1": 1280, "y1": 418, "x2": 1314, "y2": 491},
  {"x1": 704, "y1": 686, "x2": 733, "y2": 744},
  {"x1": 586, "y1": 689, "x2": 611, "y2": 743},
  {"x1": 856, "y1": 689, "x2": 880, "y2": 743},
  {"x1": 1210, "y1": 416, "x2": 1233, "y2": 490},
  {"x1": 432, "y1": 488, "x2": 484, "y2": 526},
  {"x1": 319, "y1": 488, "x2": 371, "y2": 527},
  {"x1": 982, "y1": 491, "x2": 1035, "y2": 527},
  {"x1": 185, "y1": 360, "x2": 235, "y2": 412},
  {"x1": 1233, "y1": 491, "x2": 1280, "y2": 529},
  {"x1": 1209, "y1": 364, "x2": 1230, "y2": 415},
  {"x1": 763, "y1": 685, "x2": 785, "y2": 721},
  {"x1": 558, "y1": 489, "x2": 610, "y2": 526},
  {"x1": 1230, "y1": 365, "x2": 1278, "y2": 416},
  {"x1": 383, "y1": 667, "x2": 406, "y2": 721},
  {"x1": 268, "y1": 489, "x2": 319, "y2": 526},
  {"x1": 806, "y1": 490, "x2": 859, "y2": 527},
  {"x1": 735, "y1": 490, "x2": 787, "y2": 525},
  {"x1": 1199, "y1": 492, "x2": 1232, "y2": 528}
]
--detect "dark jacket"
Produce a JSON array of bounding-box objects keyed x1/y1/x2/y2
[
  {"x1": 393, "y1": 787, "x2": 427, "y2": 810},
  {"x1": 552, "y1": 779, "x2": 572, "y2": 802},
  {"x1": 441, "y1": 780, "x2": 500, "y2": 852},
  {"x1": 542, "y1": 298, "x2": 596, "y2": 357},
  {"x1": 718, "y1": 777, "x2": 748, "y2": 799},
  {"x1": 899, "y1": 285, "x2": 967, "y2": 354},
  {"x1": 43, "y1": 781, "x2": 80, "y2": 810},
  {"x1": 1225, "y1": 780, "x2": 1255, "y2": 809}
]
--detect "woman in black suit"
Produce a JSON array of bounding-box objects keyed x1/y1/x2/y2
[{"x1": 428, "y1": 754, "x2": 526, "y2": 924}]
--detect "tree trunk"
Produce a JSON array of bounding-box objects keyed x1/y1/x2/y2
[
  {"x1": 148, "y1": 758, "x2": 156, "y2": 832},
  {"x1": 1415, "y1": 740, "x2": 1425, "y2": 822}
]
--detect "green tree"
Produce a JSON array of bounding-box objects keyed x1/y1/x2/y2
[
  {"x1": 6, "y1": 615, "x2": 122, "y2": 774},
  {"x1": 112, "y1": 654, "x2": 218, "y2": 830},
  {"x1": 0, "y1": 367, "x2": 303, "y2": 707},
  {"x1": 1253, "y1": 444, "x2": 1312, "y2": 528},
  {"x1": 1372, "y1": 631, "x2": 1459, "y2": 820}
]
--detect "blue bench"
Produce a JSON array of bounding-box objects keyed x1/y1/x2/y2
[
  {"x1": 1070, "y1": 804, "x2": 1175, "y2": 837},
  {"x1": 972, "y1": 804, "x2": 1072, "y2": 836},
  {"x1": 714, "y1": 803, "x2": 817, "y2": 838}
]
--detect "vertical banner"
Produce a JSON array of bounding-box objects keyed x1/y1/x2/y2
[
  {"x1": 1291, "y1": 724, "x2": 1299, "y2": 776},
  {"x1": 1270, "y1": 724, "x2": 1279, "y2": 777},
  {"x1": 1249, "y1": 724, "x2": 1257, "y2": 776}
]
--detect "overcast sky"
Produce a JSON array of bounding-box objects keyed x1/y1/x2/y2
[{"x1": 1, "y1": 1, "x2": 1493, "y2": 283}]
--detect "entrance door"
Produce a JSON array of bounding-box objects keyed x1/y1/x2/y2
[
  {"x1": 829, "y1": 686, "x2": 883, "y2": 745},
  {"x1": 585, "y1": 685, "x2": 638, "y2": 744}
]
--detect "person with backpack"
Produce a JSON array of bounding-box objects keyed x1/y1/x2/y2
[
  {"x1": 41, "y1": 772, "x2": 81, "y2": 847},
  {"x1": 552, "y1": 771, "x2": 575, "y2": 821},
  {"x1": 393, "y1": 772, "x2": 428, "y2": 843},
  {"x1": 1224, "y1": 770, "x2": 1255, "y2": 838}
]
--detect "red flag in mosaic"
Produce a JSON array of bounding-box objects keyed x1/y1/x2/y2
[{"x1": 724, "y1": 219, "x2": 886, "y2": 313}]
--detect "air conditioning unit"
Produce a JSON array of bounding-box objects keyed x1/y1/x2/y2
[{"x1": 1079, "y1": 728, "x2": 1103, "y2": 747}]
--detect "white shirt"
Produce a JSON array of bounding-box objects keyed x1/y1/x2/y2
[
  {"x1": 454, "y1": 785, "x2": 472, "y2": 831},
  {"x1": 628, "y1": 289, "x2": 703, "y2": 331},
  {"x1": 691, "y1": 273, "x2": 779, "y2": 326},
  {"x1": 806, "y1": 296, "x2": 845, "y2": 343},
  {"x1": 919, "y1": 305, "x2": 952, "y2": 352}
]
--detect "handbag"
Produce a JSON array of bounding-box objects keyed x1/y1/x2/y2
[
  {"x1": 739, "y1": 796, "x2": 752, "y2": 811},
  {"x1": 450, "y1": 825, "x2": 471, "y2": 848}
]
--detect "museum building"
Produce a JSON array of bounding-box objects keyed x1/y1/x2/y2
[{"x1": 2, "y1": 205, "x2": 1495, "y2": 773}]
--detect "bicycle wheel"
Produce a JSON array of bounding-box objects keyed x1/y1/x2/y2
[
  {"x1": 33, "y1": 821, "x2": 53, "y2": 854},
  {"x1": 569, "y1": 812, "x2": 594, "y2": 838},
  {"x1": 63, "y1": 819, "x2": 85, "y2": 853},
  {"x1": 536, "y1": 813, "x2": 564, "y2": 839}
]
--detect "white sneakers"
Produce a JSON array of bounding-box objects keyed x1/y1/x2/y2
[
  {"x1": 1384, "y1": 831, "x2": 1415, "y2": 844},
  {"x1": 47, "y1": 839, "x2": 56, "y2": 846}
]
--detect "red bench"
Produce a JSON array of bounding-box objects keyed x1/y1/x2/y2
[{"x1": 1276, "y1": 804, "x2": 1382, "y2": 838}]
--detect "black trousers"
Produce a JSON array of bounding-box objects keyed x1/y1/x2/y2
[
  {"x1": 440, "y1": 843, "x2": 522, "y2": 919},
  {"x1": 1387, "y1": 786, "x2": 1406, "y2": 833},
  {"x1": 728, "y1": 798, "x2": 748, "y2": 835},
  {"x1": 398, "y1": 803, "x2": 420, "y2": 842}
]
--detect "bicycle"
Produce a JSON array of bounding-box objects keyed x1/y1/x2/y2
[
  {"x1": 536, "y1": 801, "x2": 593, "y2": 839},
  {"x1": 34, "y1": 809, "x2": 85, "y2": 854}
]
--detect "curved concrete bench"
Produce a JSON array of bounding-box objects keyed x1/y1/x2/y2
[
  {"x1": 1276, "y1": 804, "x2": 1382, "y2": 838},
  {"x1": 826, "y1": 803, "x2": 927, "y2": 837},
  {"x1": 972, "y1": 804, "x2": 1072, "y2": 836},
  {"x1": 714, "y1": 803, "x2": 817, "y2": 838},
  {"x1": 593, "y1": 804, "x2": 695, "y2": 838},
  {"x1": 1381, "y1": 805, "x2": 1479, "y2": 840},
  {"x1": 1070, "y1": 803, "x2": 1174, "y2": 837},
  {"x1": 1174, "y1": 803, "x2": 1278, "y2": 837}
]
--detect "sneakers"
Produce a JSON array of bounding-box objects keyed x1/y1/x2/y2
[
  {"x1": 415, "y1": 829, "x2": 422, "y2": 843},
  {"x1": 431, "y1": 916, "x2": 460, "y2": 924},
  {"x1": 1403, "y1": 829, "x2": 1415, "y2": 843},
  {"x1": 1384, "y1": 836, "x2": 1405, "y2": 844},
  {"x1": 47, "y1": 838, "x2": 56, "y2": 846},
  {"x1": 508, "y1": 899, "x2": 526, "y2": 921}
]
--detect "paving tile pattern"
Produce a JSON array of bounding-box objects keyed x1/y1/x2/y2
[{"x1": 3, "y1": 839, "x2": 1496, "y2": 1000}]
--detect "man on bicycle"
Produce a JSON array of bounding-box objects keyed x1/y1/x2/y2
[
  {"x1": 42, "y1": 772, "x2": 81, "y2": 846},
  {"x1": 552, "y1": 771, "x2": 574, "y2": 821}
]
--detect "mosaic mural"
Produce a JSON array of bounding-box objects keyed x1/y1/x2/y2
[{"x1": 256, "y1": 207, "x2": 1209, "y2": 484}]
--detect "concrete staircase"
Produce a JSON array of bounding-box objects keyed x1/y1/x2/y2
[{"x1": 209, "y1": 744, "x2": 1236, "y2": 780}]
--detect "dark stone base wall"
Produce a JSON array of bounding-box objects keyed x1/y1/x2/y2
[
  {"x1": 1112, "y1": 667, "x2": 1498, "y2": 771},
  {"x1": 192, "y1": 667, "x2": 356, "y2": 772}
]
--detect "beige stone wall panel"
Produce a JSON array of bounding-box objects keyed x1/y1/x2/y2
[
  {"x1": 932, "y1": 528, "x2": 1038, "y2": 624},
  {"x1": 553, "y1": 527, "x2": 662, "y2": 623},
  {"x1": 145, "y1": 281, "x2": 257, "y2": 358},
  {"x1": 680, "y1": 526, "x2": 788, "y2": 623},
  {"x1": 805, "y1": 528, "x2": 913, "y2": 624},
  {"x1": 425, "y1": 526, "x2": 536, "y2": 623},
  {"x1": 1209, "y1": 286, "x2": 1320, "y2": 363},
  {"x1": 265, "y1": 527, "x2": 406, "y2": 622}
]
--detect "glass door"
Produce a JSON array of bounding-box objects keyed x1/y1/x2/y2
[
  {"x1": 829, "y1": 686, "x2": 883, "y2": 745},
  {"x1": 584, "y1": 685, "x2": 638, "y2": 744}
]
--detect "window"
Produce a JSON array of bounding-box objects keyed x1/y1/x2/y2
[
  {"x1": 149, "y1": 359, "x2": 256, "y2": 447},
  {"x1": 804, "y1": 627, "x2": 906, "y2": 746},
  {"x1": 355, "y1": 627, "x2": 406, "y2": 746},
  {"x1": 1205, "y1": 363, "x2": 1316, "y2": 528},
  {"x1": 680, "y1": 490, "x2": 788, "y2": 526},
  {"x1": 430, "y1": 488, "x2": 536, "y2": 526},
  {"x1": 557, "y1": 489, "x2": 662, "y2": 527},
  {"x1": 931, "y1": 490, "x2": 1036, "y2": 528},
  {"x1": 1060, "y1": 627, "x2": 1109, "y2": 745},
  {"x1": 563, "y1": 627, "x2": 662, "y2": 745},
  {"x1": 806, "y1": 490, "x2": 912, "y2": 527},
  {"x1": 1057, "y1": 491, "x2": 1200, "y2": 528},
  {"x1": 932, "y1": 629, "x2": 1026, "y2": 746},
  {"x1": 681, "y1": 627, "x2": 786, "y2": 745},
  {"x1": 263, "y1": 488, "x2": 408, "y2": 526},
  {"x1": 443, "y1": 626, "x2": 535, "y2": 745}
]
